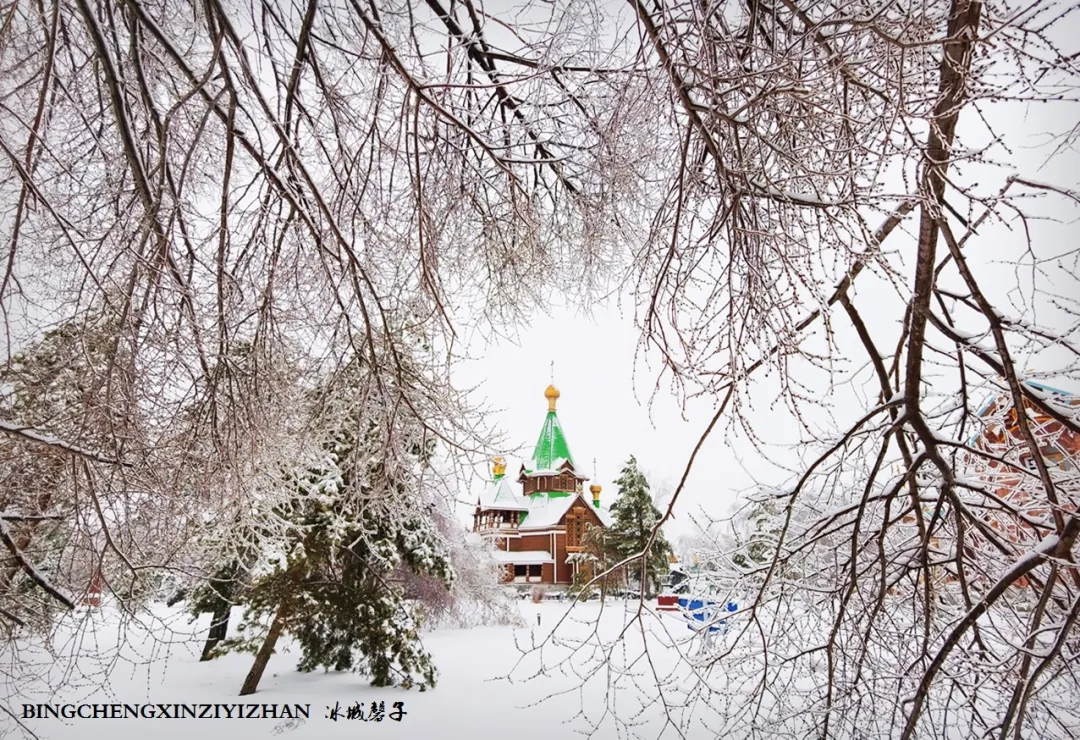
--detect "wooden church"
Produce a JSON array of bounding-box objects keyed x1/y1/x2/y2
[{"x1": 473, "y1": 384, "x2": 612, "y2": 585}]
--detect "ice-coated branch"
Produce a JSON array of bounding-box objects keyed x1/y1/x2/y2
[
  {"x1": 0, "y1": 419, "x2": 127, "y2": 466},
  {"x1": 900, "y1": 520, "x2": 1079, "y2": 740}
]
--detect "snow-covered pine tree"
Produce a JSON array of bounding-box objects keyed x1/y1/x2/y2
[
  {"x1": 287, "y1": 421, "x2": 452, "y2": 690},
  {"x1": 730, "y1": 495, "x2": 784, "y2": 571},
  {"x1": 605, "y1": 457, "x2": 673, "y2": 598},
  {"x1": 213, "y1": 365, "x2": 454, "y2": 695}
]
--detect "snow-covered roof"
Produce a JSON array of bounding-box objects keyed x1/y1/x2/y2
[
  {"x1": 520, "y1": 492, "x2": 612, "y2": 530},
  {"x1": 974, "y1": 379, "x2": 1078, "y2": 418},
  {"x1": 492, "y1": 550, "x2": 552, "y2": 565},
  {"x1": 968, "y1": 379, "x2": 1080, "y2": 445},
  {"x1": 520, "y1": 494, "x2": 577, "y2": 530},
  {"x1": 477, "y1": 477, "x2": 530, "y2": 511},
  {"x1": 522, "y1": 457, "x2": 585, "y2": 478}
]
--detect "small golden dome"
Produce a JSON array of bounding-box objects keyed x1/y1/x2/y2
[
  {"x1": 590, "y1": 483, "x2": 601, "y2": 496},
  {"x1": 544, "y1": 384, "x2": 560, "y2": 411},
  {"x1": 492, "y1": 456, "x2": 506, "y2": 477}
]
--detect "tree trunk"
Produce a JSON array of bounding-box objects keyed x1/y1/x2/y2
[
  {"x1": 239, "y1": 600, "x2": 290, "y2": 696},
  {"x1": 200, "y1": 601, "x2": 232, "y2": 661}
]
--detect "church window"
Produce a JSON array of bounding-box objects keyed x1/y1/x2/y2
[{"x1": 566, "y1": 510, "x2": 586, "y2": 548}]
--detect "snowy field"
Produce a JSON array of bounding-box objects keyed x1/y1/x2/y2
[{"x1": 5, "y1": 600, "x2": 721, "y2": 740}]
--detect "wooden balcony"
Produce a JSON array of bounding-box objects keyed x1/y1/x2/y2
[{"x1": 475, "y1": 519, "x2": 520, "y2": 533}]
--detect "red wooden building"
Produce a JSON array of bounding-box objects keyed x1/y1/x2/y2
[{"x1": 473, "y1": 385, "x2": 611, "y2": 586}]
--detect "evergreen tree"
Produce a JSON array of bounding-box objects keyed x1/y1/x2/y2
[
  {"x1": 731, "y1": 497, "x2": 783, "y2": 569},
  {"x1": 214, "y1": 395, "x2": 453, "y2": 695},
  {"x1": 605, "y1": 456, "x2": 672, "y2": 597},
  {"x1": 287, "y1": 422, "x2": 451, "y2": 690},
  {"x1": 185, "y1": 315, "x2": 496, "y2": 692}
]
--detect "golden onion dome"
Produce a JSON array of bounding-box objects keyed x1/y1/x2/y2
[{"x1": 544, "y1": 384, "x2": 560, "y2": 411}]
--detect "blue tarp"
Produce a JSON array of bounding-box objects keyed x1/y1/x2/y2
[{"x1": 678, "y1": 598, "x2": 737, "y2": 633}]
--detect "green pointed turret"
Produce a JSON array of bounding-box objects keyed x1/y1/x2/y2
[
  {"x1": 528, "y1": 385, "x2": 574, "y2": 472},
  {"x1": 531, "y1": 411, "x2": 574, "y2": 470}
]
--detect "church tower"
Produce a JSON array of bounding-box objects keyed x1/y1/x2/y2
[{"x1": 518, "y1": 384, "x2": 587, "y2": 498}]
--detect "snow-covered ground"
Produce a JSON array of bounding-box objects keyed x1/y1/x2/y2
[{"x1": 6, "y1": 600, "x2": 720, "y2": 740}]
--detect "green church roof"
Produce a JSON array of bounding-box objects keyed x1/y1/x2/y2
[
  {"x1": 522, "y1": 384, "x2": 578, "y2": 476},
  {"x1": 528, "y1": 410, "x2": 574, "y2": 473}
]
